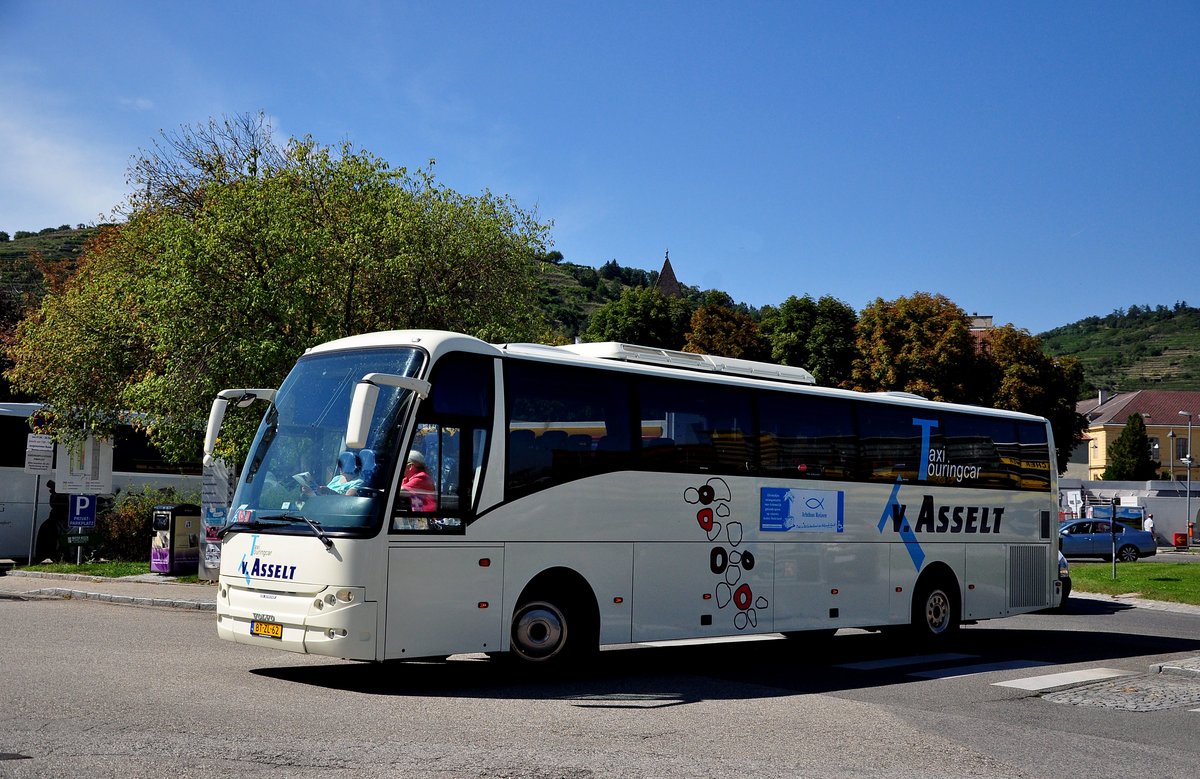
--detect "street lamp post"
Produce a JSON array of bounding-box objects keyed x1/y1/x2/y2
[
  {"x1": 1181, "y1": 411, "x2": 1194, "y2": 542},
  {"x1": 1183, "y1": 456, "x2": 1194, "y2": 545},
  {"x1": 1169, "y1": 431, "x2": 1176, "y2": 477}
]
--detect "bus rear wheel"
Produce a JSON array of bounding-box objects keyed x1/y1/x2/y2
[
  {"x1": 912, "y1": 579, "x2": 959, "y2": 642},
  {"x1": 511, "y1": 600, "x2": 572, "y2": 662}
]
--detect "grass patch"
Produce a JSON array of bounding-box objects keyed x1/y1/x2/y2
[
  {"x1": 1070, "y1": 561, "x2": 1200, "y2": 606},
  {"x1": 20, "y1": 560, "x2": 205, "y2": 583}
]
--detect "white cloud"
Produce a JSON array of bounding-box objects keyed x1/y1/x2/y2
[
  {"x1": 119, "y1": 97, "x2": 155, "y2": 112},
  {"x1": 0, "y1": 107, "x2": 128, "y2": 232}
]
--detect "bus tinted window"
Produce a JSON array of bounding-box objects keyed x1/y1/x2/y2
[
  {"x1": 858, "y1": 403, "x2": 928, "y2": 484},
  {"x1": 0, "y1": 415, "x2": 31, "y2": 468},
  {"x1": 430, "y1": 353, "x2": 494, "y2": 418},
  {"x1": 637, "y1": 377, "x2": 754, "y2": 475},
  {"x1": 112, "y1": 426, "x2": 202, "y2": 475},
  {"x1": 937, "y1": 413, "x2": 1017, "y2": 489},
  {"x1": 505, "y1": 360, "x2": 634, "y2": 498},
  {"x1": 757, "y1": 392, "x2": 858, "y2": 480},
  {"x1": 1017, "y1": 421, "x2": 1052, "y2": 489}
]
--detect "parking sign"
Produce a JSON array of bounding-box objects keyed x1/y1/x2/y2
[{"x1": 68, "y1": 494, "x2": 98, "y2": 529}]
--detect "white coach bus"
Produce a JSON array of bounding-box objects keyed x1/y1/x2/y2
[{"x1": 206, "y1": 330, "x2": 1060, "y2": 663}]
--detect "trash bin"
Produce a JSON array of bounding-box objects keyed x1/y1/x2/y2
[
  {"x1": 150, "y1": 504, "x2": 201, "y2": 575},
  {"x1": 1174, "y1": 533, "x2": 1189, "y2": 550}
]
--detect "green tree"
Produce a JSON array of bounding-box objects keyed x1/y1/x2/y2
[
  {"x1": 850, "y1": 292, "x2": 977, "y2": 402},
  {"x1": 5, "y1": 115, "x2": 549, "y2": 464},
  {"x1": 1102, "y1": 413, "x2": 1159, "y2": 480},
  {"x1": 976, "y1": 325, "x2": 1087, "y2": 473},
  {"x1": 582, "y1": 286, "x2": 693, "y2": 349},
  {"x1": 760, "y1": 294, "x2": 857, "y2": 386},
  {"x1": 682, "y1": 304, "x2": 770, "y2": 360}
]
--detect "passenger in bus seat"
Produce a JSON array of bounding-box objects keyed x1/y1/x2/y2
[
  {"x1": 325, "y1": 451, "x2": 364, "y2": 494},
  {"x1": 358, "y1": 449, "x2": 377, "y2": 487},
  {"x1": 401, "y1": 450, "x2": 437, "y2": 511}
]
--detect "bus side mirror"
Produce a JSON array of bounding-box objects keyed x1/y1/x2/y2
[
  {"x1": 203, "y1": 398, "x2": 229, "y2": 466},
  {"x1": 346, "y1": 373, "x2": 433, "y2": 450},
  {"x1": 203, "y1": 389, "x2": 278, "y2": 466},
  {"x1": 346, "y1": 381, "x2": 380, "y2": 450}
]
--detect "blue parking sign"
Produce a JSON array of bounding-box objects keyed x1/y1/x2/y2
[{"x1": 68, "y1": 495, "x2": 98, "y2": 528}]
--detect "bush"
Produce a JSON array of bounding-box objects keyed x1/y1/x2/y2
[{"x1": 93, "y1": 486, "x2": 201, "y2": 561}]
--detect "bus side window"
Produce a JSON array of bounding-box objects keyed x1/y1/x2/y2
[
  {"x1": 637, "y1": 377, "x2": 752, "y2": 475},
  {"x1": 504, "y1": 359, "x2": 634, "y2": 500},
  {"x1": 757, "y1": 392, "x2": 857, "y2": 480},
  {"x1": 392, "y1": 353, "x2": 494, "y2": 533}
]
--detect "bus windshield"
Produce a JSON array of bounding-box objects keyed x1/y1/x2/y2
[{"x1": 228, "y1": 347, "x2": 426, "y2": 538}]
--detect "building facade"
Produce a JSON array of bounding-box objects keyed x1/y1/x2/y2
[{"x1": 1078, "y1": 390, "x2": 1200, "y2": 481}]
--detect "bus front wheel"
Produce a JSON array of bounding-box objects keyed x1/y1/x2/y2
[{"x1": 511, "y1": 600, "x2": 572, "y2": 662}]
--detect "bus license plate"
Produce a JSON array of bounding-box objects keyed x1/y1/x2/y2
[{"x1": 251, "y1": 620, "x2": 283, "y2": 640}]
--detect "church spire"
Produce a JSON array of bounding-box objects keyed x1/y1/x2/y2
[{"x1": 656, "y1": 249, "x2": 682, "y2": 298}]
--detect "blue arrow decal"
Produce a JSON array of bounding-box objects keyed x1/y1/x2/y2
[
  {"x1": 876, "y1": 478, "x2": 925, "y2": 571},
  {"x1": 241, "y1": 534, "x2": 260, "y2": 586}
]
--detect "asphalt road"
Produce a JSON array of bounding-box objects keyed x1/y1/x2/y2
[{"x1": 2, "y1": 590, "x2": 1199, "y2": 778}]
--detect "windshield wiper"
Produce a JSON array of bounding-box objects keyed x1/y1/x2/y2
[
  {"x1": 217, "y1": 519, "x2": 271, "y2": 538},
  {"x1": 216, "y1": 513, "x2": 334, "y2": 549},
  {"x1": 273, "y1": 513, "x2": 334, "y2": 550}
]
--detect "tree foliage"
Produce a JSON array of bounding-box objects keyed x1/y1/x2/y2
[
  {"x1": 683, "y1": 304, "x2": 770, "y2": 360},
  {"x1": 977, "y1": 325, "x2": 1087, "y2": 474},
  {"x1": 582, "y1": 286, "x2": 693, "y2": 349},
  {"x1": 851, "y1": 292, "x2": 977, "y2": 402},
  {"x1": 1102, "y1": 413, "x2": 1159, "y2": 480},
  {"x1": 760, "y1": 294, "x2": 857, "y2": 386},
  {"x1": 5, "y1": 114, "x2": 549, "y2": 464},
  {"x1": 848, "y1": 294, "x2": 1086, "y2": 474}
]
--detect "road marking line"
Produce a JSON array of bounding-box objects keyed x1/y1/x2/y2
[
  {"x1": 992, "y1": 668, "x2": 1133, "y2": 691},
  {"x1": 911, "y1": 659, "x2": 1053, "y2": 679},
  {"x1": 836, "y1": 653, "x2": 976, "y2": 671}
]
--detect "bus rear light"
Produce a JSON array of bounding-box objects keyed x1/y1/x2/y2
[
  {"x1": 895, "y1": 587, "x2": 903, "y2": 593},
  {"x1": 831, "y1": 589, "x2": 839, "y2": 595},
  {"x1": 968, "y1": 584, "x2": 976, "y2": 590},
  {"x1": 478, "y1": 602, "x2": 489, "y2": 609},
  {"x1": 702, "y1": 593, "x2": 712, "y2": 600},
  {"x1": 479, "y1": 558, "x2": 491, "y2": 567},
  {"x1": 613, "y1": 597, "x2": 624, "y2": 604}
]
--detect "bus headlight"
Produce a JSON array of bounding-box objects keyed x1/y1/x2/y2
[{"x1": 335, "y1": 589, "x2": 354, "y2": 603}]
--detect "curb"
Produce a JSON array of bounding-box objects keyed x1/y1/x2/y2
[
  {"x1": 1151, "y1": 658, "x2": 1200, "y2": 679},
  {"x1": 25, "y1": 586, "x2": 215, "y2": 612}
]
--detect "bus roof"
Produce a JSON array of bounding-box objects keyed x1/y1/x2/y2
[{"x1": 302, "y1": 330, "x2": 1048, "y2": 425}]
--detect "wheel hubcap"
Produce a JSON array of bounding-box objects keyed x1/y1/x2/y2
[
  {"x1": 925, "y1": 590, "x2": 950, "y2": 634},
  {"x1": 512, "y1": 602, "x2": 567, "y2": 661}
]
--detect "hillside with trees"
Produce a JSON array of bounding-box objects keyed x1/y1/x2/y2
[{"x1": 1039, "y1": 304, "x2": 1200, "y2": 394}]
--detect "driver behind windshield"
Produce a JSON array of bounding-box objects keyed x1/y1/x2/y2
[{"x1": 300, "y1": 451, "x2": 364, "y2": 497}]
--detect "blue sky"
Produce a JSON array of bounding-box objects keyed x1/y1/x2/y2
[{"x1": 2, "y1": 1, "x2": 1197, "y2": 334}]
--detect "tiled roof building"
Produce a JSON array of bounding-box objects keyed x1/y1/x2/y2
[{"x1": 1079, "y1": 389, "x2": 1200, "y2": 480}]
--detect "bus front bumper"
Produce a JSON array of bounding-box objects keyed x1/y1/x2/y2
[{"x1": 216, "y1": 577, "x2": 377, "y2": 661}]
